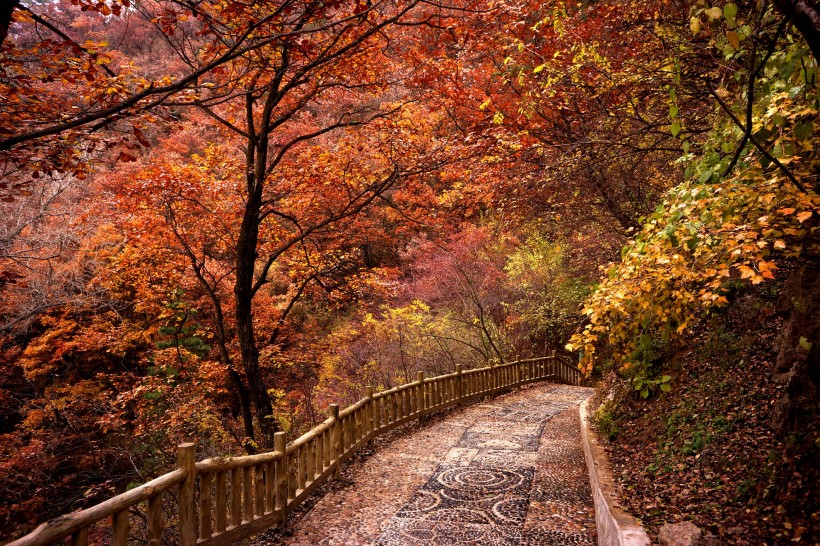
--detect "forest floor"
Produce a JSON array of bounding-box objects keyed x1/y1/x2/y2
[
  {"x1": 591, "y1": 292, "x2": 819, "y2": 544},
  {"x1": 250, "y1": 383, "x2": 595, "y2": 545}
]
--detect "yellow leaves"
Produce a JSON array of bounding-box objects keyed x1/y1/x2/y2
[
  {"x1": 568, "y1": 157, "x2": 814, "y2": 373},
  {"x1": 758, "y1": 260, "x2": 777, "y2": 280},
  {"x1": 737, "y1": 261, "x2": 777, "y2": 284},
  {"x1": 11, "y1": 9, "x2": 35, "y2": 23},
  {"x1": 689, "y1": 17, "x2": 702, "y2": 36},
  {"x1": 704, "y1": 6, "x2": 723, "y2": 21}
]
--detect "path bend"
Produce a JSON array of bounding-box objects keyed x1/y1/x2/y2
[{"x1": 276, "y1": 383, "x2": 596, "y2": 545}]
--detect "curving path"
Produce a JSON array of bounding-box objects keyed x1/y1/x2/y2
[{"x1": 279, "y1": 383, "x2": 596, "y2": 545}]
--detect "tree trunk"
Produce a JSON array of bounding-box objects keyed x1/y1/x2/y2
[
  {"x1": 773, "y1": 0, "x2": 820, "y2": 63},
  {"x1": 235, "y1": 178, "x2": 277, "y2": 447},
  {"x1": 0, "y1": 1, "x2": 19, "y2": 47},
  {"x1": 770, "y1": 254, "x2": 820, "y2": 436}
]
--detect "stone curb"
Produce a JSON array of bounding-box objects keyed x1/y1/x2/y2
[{"x1": 580, "y1": 398, "x2": 652, "y2": 546}]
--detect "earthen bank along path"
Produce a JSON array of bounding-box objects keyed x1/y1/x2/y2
[{"x1": 279, "y1": 383, "x2": 595, "y2": 545}]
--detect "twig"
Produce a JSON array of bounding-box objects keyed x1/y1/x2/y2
[{"x1": 708, "y1": 86, "x2": 807, "y2": 193}]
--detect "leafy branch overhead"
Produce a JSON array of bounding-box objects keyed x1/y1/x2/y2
[{"x1": 568, "y1": 3, "x2": 819, "y2": 376}]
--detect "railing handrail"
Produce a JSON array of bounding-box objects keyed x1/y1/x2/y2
[
  {"x1": 7, "y1": 353, "x2": 587, "y2": 546},
  {"x1": 7, "y1": 469, "x2": 187, "y2": 546}
]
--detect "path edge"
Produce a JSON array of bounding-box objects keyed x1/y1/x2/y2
[{"x1": 579, "y1": 398, "x2": 652, "y2": 546}]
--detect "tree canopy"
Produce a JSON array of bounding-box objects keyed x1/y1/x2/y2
[{"x1": 1, "y1": 0, "x2": 818, "y2": 542}]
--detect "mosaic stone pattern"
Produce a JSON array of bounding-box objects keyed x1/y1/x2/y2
[{"x1": 280, "y1": 383, "x2": 596, "y2": 545}]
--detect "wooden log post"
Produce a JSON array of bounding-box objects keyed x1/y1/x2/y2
[
  {"x1": 373, "y1": 394, "x2": 382, "y2": 431},
  {"x1": 345, "y1": 413, "x2": 354, "y2": 450},
  {"x1": 112, "y1": 510, "x2": 129, "y2": 546},
  {"x1": 230, "y1": 467, "x2": 241, "y2": 527},
  {"x1": 416, "y1": 372, "x2": 425, "y2": 416},
  {"x1": 177, "y1": 443, "x2": 196, "y2": 546},
  {"x1": 455, "y1": 364, "x2": 463, "y2": 401},
  {"x1": 265, "y1": 461, "x2": 275, "y2": 514},
  {"x1": 304, "y1": 441, "x2": 315, "y2": 486},
  {"x1": 71, "y1": 528, "x2": 88, "y2": 546},
  {"x1": 255, "y1": 464, "x2": 265, "y2": 515},
  {"x1": 243, "y1": 466, "x2": 253, "y2": 523},
  {"x1": 320, "y1": 429, "x2": 328, "y2": 473},
  {"x1": 215, "y1": 472, "x2": 227, "y2": 533},
  {"x1": 274, "y1": 431, "x2": 288, "y2": 524},
  {"x1": 329, "y1": 405, "x2": 340, "y2": 478},
  {"x1": 147, "y1": 494, "x2": 162, "y2": 546},
  {"x1": 297, "y1": 446, "x2": 307, "y2": 492},
  {"x1": 199, "y1": 471, "x2": 212, "y2": 539},
  {"x1": 365, "y1": 386, "x2": 374, "y2": 435}
]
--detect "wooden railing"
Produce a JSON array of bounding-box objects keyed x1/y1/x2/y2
[{"x1": 7, "y1": 353, "x2": 586, "y2": 546}]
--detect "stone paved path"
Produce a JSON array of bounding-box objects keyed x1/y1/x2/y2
[{"x1": 282, "y1": 383, "x2": 596, "y2": 545}]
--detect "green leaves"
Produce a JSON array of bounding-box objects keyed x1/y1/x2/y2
[
  {"x1": 569, "y1": 28, "x2": 820, "y2": 386},
  {"x1": 794, "y1": 120, "x2": 813, "y2": 141},
  {"x1": 671, "y1": 121, "x2": 682, "y2": 137},
  {"x1": 633, "y1": 372, "x2": 673, "y2": 399}
]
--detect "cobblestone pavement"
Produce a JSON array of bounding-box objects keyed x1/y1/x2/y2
[{"x1": 283, "y1": 383, "x2": 595, "y2": 545}]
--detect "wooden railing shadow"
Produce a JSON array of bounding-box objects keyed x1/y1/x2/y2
[{"x1": 8, "y1": 353, "x2": 588, "y2": 546}]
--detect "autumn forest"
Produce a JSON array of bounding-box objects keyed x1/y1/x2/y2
[{"x1": 1, "y1": 0, "x2": 818, "y2": 542}]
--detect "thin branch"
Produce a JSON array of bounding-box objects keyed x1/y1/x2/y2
[
  {"x1": 20, "y1": 6, "x2": 118, "y2": 77},
  {"x1": 724, "y1": 18, "x2": 787, "y2": 177},
  {"x1": 707, "y1": 86, "x2": 807, "y2": 193}
]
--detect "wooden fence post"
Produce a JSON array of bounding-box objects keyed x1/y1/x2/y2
[
  {"x1": 416, "y1": 372, "x2": 427, "y2": 414},
  {"x1": 363, "y1": 385, "x2": 376, "y2": 436},
  {"x1": 365, "y1": 386, "x2": 374, "y2": 435},
  {"x1": 329, "y1": 404, "x2": 340, "y2": 477},
  {"x1": 455, "y1": 364, "x2": 463, "y2": 401},
  {"x1": 416, "y1": 371, "x2": 425, "y2": 415},
  {"x1": 178, "y1": 443, "x2": 196, "y2": 546},
  {"x1": 274, "y1": 431, "x2": 287, "y2": 525}
]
